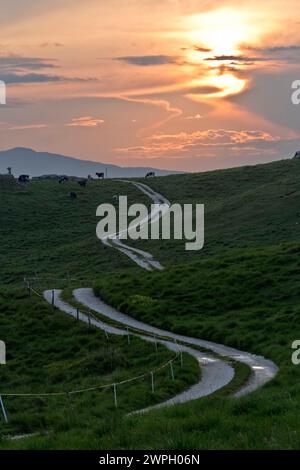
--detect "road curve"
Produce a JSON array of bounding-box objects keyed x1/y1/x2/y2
[
  {"x1": 74, "y1": 288, "x2": 278, "y2": 397},
  {"x1": 100, "y1": 181, "x2": 170, "y2": 271},
  {"x1": 45, "y1": 182, "x2": 278, "y2": 409},
  {"x1": 43, "y1": 289, "x2": 234, "y2": 413}
]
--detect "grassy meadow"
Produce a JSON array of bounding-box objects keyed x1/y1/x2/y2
[
  {"x1": 0, "y1": 158, "x2": 300, "y2": 448},
  {"x1": 0, "y1": 288, "x2": 199, "y2": 448}
]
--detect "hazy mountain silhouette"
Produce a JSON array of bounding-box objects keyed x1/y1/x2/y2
[{"x1": 0, "y1": 147, "x2": 181, "y2": 177}]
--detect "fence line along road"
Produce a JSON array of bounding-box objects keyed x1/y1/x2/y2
[{"x1": 0, "y1": 281, "x2": 183, "y2": 423}]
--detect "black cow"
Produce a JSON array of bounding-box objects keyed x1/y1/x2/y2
[
  {"x1": 78, "y1": 179, "x2": 87, "y2": 188},
  {"x1": 145, "y1": 171, "x2": 155, "y2": 178},
  {"x1": 18, "y1": 174, "x2": 29, "y2": 183},
  {"x1": 70, "y1": 192, "x2": 77, "y2": 200},
  {"x1": 59, "y1": 176, "x2": 69, "y2": 184},
  {"x1": 96, "y1": 172, "x2": 104, "y2": 179}
]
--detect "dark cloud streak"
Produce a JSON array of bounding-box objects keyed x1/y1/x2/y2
[
  {"x1": 246, "y1": 44, "x2": 300, "y2": 53},
  {"x1": 0, "y1": 73, "x2": 61, "y2": 84},
  {"x1": 205, "y1": 55, "x2": 268, "y2": 62},
  {"x1": 0, "y1": 56, "x2": 57, "y2": 74},
  {"x1": 115, "y1": 55, "x2": 178, "y2": 66}
]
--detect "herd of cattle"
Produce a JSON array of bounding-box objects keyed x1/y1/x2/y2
[
  {"x1": 15, "y1": 170, "x2": 155, "y2": 200},
  {"x1": 18, "y1": 172, "x2": 105, "y2": 184}
]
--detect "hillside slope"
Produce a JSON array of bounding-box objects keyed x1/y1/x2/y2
[
  {"x1": 0, "y1": 288, "x2": 198, "y2": 445},
  {"x1": 92, "y1": 158, "x2": 300, "y2": 449},
  {"x1": 1, "y1": 158, "x2": 300, "y2": 449},
  {"x1": 130, "y1": 157, "x2": 300, "y2": 263}
]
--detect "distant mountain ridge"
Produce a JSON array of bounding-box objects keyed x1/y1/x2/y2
[{"x1": 0, "y1": 147, "x2": 181, "y2": 178}]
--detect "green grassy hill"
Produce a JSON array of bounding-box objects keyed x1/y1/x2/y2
[
  {"x1": 93, "y1": 158, "x2": 300, "y2": 449},
  {"x1": 0, "y1": 178, "x2": 149, "y2": 285},
  {"x1": 130, "y1": 158, "x2": 300, "y2": 262},
  {"x1": 1, "y1": 158, "x2": 300, "y2": 449},
  {"x1": 1, "y1": 158, "x2": 300, "y2": 284},
  {"x1": 0, "y1": 288, "x2": 198, "y2": 448}
]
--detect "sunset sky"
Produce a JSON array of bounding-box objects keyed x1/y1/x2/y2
[{"x1": 1, "y1": 0, "x2": 300, "y2": 171}]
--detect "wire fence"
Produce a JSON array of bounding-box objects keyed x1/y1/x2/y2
[
  {"x1": 23, "y1": 274, "x2": 75, "y2": 292},
  {"x1": 23, "y1": 275, "x2": 183, "y2": 343},
  {"x1": 0, "y1": 276, "x2": 184, "y2": 423}
]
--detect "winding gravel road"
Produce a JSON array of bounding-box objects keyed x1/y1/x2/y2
[
  {"x1": 43, "y1": 289, "x2": 234, "y2": 413},
  {"x1": 100, "y1": 181, "x2": 170, "y2": 271},
  {"x1": 42, "y1": 181, "x2": 278, "y2": 412},
  {"x1": 73, "y1": 288, "x2": 278, "y2": 398}
]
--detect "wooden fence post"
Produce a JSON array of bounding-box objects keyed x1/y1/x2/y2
[
  {"x1": 113, "y1": 384, "x2": 118, "y2": 408},
  {"x1": 126, "y1": 327, "x2": 130, "y2": 345},
  {"x1": 151, "y1": 371, "x2": 155, "y2": 393},
  {"x1": 51, "y1": 290, "x2": 55, "y2": 312},
  {"x1": 170, "y1": 361, "x2": 175, "y2": 381},
  {"x1": 0, "y1": 395, "x2": 8, "y2": 423}
]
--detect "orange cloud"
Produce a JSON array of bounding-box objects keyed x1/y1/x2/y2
[
  {"x1": 116, "y1": 129, "x2": 280, "y2": 157},
  {"x1": 67, "y1": 116, "x2": 105, "y2": 127},
  {"x1": 8, "y1": 124, "x2": 47, "y2": 130}
]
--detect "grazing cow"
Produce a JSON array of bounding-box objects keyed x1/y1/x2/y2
[
  {"x1": 145, "y1": 171, "x2": 155, "y2": 178},
  {"x1": 18, "y1": 174, "x2": 29, "y2": 183},
  {"x1": 96, "y1": 172, "x2": 104, "y2": 179},
  {"x1": 59, "y1": 176, "x2": 69, "y2": 184},
  {"x1": 70, "y1": 192, "x2": 77, "y2": 200},
  {"x1": 78, "y1": 179, "x2": 87, "y2": 187}
]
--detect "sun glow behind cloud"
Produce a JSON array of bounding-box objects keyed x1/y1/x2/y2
[
  {"x1": 208, "y1": 73, "x2": 246, "y2": 97},
  {"x1": 182, "y1": 8, "x2": 264, "y2": 98},
  {"x1": 0, "y1": 1, "x2": 300, "y2": 170},
  {"x1": 186, "y1": 9, "x2": 258, "y2": 56}
]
